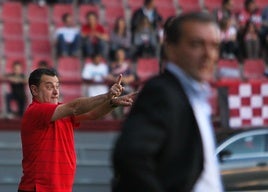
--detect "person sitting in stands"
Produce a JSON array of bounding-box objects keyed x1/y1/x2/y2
[
  {"x1": 81, "y1": 11, "x2": 109, "y2": 58},
  {"x1": 3, "y1": 61, "x2": 27, "y2": 119},
  {"x1": 82, "y1": 53, "x2": 109, "y2": 97},
  {"x1": 109, "y1": 17, "x2": 132, "y2": 61},
  {"x1": 54, "y1": 13, "x2": 80, "y2": 57}
]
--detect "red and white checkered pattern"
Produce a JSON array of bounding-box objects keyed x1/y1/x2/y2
[{"x1": 227, "y1": 82, "x2": 268, "y2": 128}]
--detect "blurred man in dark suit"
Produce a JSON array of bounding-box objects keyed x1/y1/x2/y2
[{"x1": 112, "y1": 12, "x2": 224, "y2": 192}]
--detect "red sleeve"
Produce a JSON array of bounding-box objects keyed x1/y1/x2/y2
[{"x1": 26, "y1": 102, "x2": 58, "y2": 129}]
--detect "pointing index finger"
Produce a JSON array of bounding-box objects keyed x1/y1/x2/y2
[{"x1": 116, "y1": 74, "x2": 122, "y2": 85}]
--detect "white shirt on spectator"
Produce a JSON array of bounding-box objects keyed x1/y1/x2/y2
[
  {"x1": 55, "y1": 26, "x2": 80, "y2": 43},
  {"x1": 82, "y1": 62, "x2": 109, "y2": 97}
]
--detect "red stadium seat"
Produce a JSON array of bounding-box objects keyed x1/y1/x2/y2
[
  {"x1": 216, "y1": 59, "x2": 242, "y2": 81},
  {"x1": 52, "y1": 4, "x2": 74, "y2": 26},
  {"x1": 28, "y1": 22, "x2": 50, "y2": 40},
  {"x1": 4, "y1": 57, "x2": 26, "y2": 74},
  {"x1": 136, "y1": 58, "x2": 160, "y2": 83},
  {"x1": 1, "y1": 2, "x2": 23, "y2": 23},
  {"x1": 29, "y1": 39, "x2": 52, "y2": 58},
  {"x1": 157, "y1": 6, "x2": 177, "y2": 21},
  {"x1": 57, "y1": 57, "x2": 82, "y2": 83},
  {"x1": 101, "y1": 0, "x2": 123, "y2": 8},
  {"x1": 243, "y1": 59, "x2": 267, "y2": 80},
  {"x1": 232, "y1": 0, "x2": 244, "y2": 13},
  {"x1": 78, "y1": 4, "x2": 100, "y2": 24},
  {"x1": 104, "y1": 6, "x2": 125, "y2": 29},
  {"x1": 3, "y1": 39, "x2": 25, "y2": 58},
  {"x1": 255, "y1": 0, "x2": 267, "y2": 10},
  {"x1": 204, "y1": 0, "x2": 222, "y2": 11},
  {"x1": 2, "y1": 22, "x2": 24, "y2": 40},
  {"x1": 155, "y1": 0, "x2": 175, "y2": 8},
  {"x1": 127, "y1": 0, "x2": 143, "y2": 11},
  {"x1": 31, "y1": 56, "x2": 54, "y2": 71},
  {"x1": 26, "y1": 3, "x2": 50, "y2": 24},
  {"x1": 177, "y1": 0, "x2": 202, "y2": 12}
]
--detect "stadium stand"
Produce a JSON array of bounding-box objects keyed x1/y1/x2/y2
[
  {"x1": 136, "y1": 57, "x2": 159, "y2": 83},
  {"x1": 30, "y1": 56, "x2": 54, "y2": 71},
  {"x1": 57, "y1": 56, "x2": 82, "y2": 82},
  {"x1": 52, "y1": 3, "x2": 74, "y2": 26},
  {"x1": 1, "y1": 1, "x2": 23, "y2": 23},
  {"x1": 0, "y1": 1, "x2": 268, "y2": 192},
  {"x1": 28, "y1": 22, "x2": 50, "y2": 40},
  {"x1": 243, "y1": 59, "x2": 267, "y2": 80},
  {"x1": 177, "y1": 0, "x2": 202, "y2": 12},
  {"x1": 4, "y1": 57, "x2": 27, "y2": 74},
  {"x1": 78, "y1": 4, "x2": 100, "y2": 24},
  {"x1": 103, "y1": 5, "x2": 126, "y2": 29},
  {"x1": 26, "y1": 3, "x2": 50, "y2": 24},
  {"x1": 3, "y1": 39, "x2": 25, "y2": 58},
  {"x1": 101, "y1": 0, "x2": 124, "y2": 8},
  {"x1": 204, "y1": 0, "x2": 222, "y2": 11},
  {"x1": 29, "y1": 38, "x2": 52, "y2": 58},
  {"x1": 2, "y1": 22, "x2": 24, "y2": 40},
  {"x1": 216, "y1": 59, "x2": 242, "y2": 82}
]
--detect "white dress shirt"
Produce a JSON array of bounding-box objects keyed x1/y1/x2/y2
[{"x1": 166, "y1": 63, "x2": 224, "y2": 192}]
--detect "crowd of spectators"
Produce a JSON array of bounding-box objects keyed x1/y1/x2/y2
[{"x1": 1, "y1": 0, "x2": 268, "y2": 119}]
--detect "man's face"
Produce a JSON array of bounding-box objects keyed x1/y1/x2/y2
[
  {"x1": 170, "y1": 21, "x2": 220, "y2": 82},
  {"x1": 32, "y1": 75, "x2": 60, "y2": 104}
]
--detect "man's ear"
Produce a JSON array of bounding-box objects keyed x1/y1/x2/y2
[{"x1": 30, "y1": 85, "x2": 38, "y2": 96}]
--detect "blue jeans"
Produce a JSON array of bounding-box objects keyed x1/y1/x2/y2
[
  {"x1": 5, "y1": 93, "x2": 26, "y2": 117},
  {"x1": 82, "y1": 37, "x2": 108, "y2": 58},
  {"x1": 57, "y1": 34, "x2": 80, "y2": 56}
]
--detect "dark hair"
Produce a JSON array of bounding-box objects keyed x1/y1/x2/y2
[
  {"x1": 86, "y1": 11, "x2": 97, "y2": 19},
  {"x1": 222, "y1": 0, "x2": 231, "y2": 6},
  {"x1": 29, "y1": 68, "x2": 58, "y2": 89},
  {"x1": 13, "y1": 60, "x2": 22, "y2": 67},
  {"x1": 165, "y1": 12, "x2": 217, "y2": 45},
  {"x1": 38, "y1": 60, "x2": 49, "y2": 67},
  {"x1": 113, "y1": 17, "x2": 127, "y2": 36},
  {"x1": 144, "y1": 0, "x2": 153, "y2": 6},
  {"x1": 62, "y1": 12, "x2": 71, "y2": 23},
  {"x1": 245, "y1": 0, "x2": 254, "y2": 8}
]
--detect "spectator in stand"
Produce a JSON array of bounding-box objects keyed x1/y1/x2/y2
[
  {"x1": 82, "y1": 53, "x2": 109, "y2": 97},
  {"x1": 242, "y1": 20, "x2": 261, "y2": 58},
  {"x1": 109, "y1": 17, "x2": 132, "y2": 61},
  {"x1": 133, "y1": 16, "x2": 158, "y2": 59},
  {"x1": 130, "y1": 0, "x2": 162, "y2": 41},
  {"x1": 238, "y1": 0, "x2": 262, "y2": 30},
  {"x1": 219, "y1": 17, "x2": 239, "y2": 59},
  {"x1": 106, "y1": 48, "x2": 136, "y2": 119},
  {"x1": 237, "y1": 0, "x2": 262, "y2": 59},
  {"x1": 212, "y1": 0, "x2": 236, "y2": 26},
  {"x1": 3, "y1": 61, "x2": 27, "y2": 119},
  {"x1": 81, "y1": 11, "x2": 109, "y2": 58},
  {"x1": 54, "y1": 13, "x2": 80, "y2": 57}
]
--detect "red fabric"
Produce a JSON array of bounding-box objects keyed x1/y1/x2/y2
[
  {"x1": 81, "y1": 23, "x2": 106, "y2": 44},
  {"x1": 18, "y1": 100, "x2": 79, "y2": 192},
  {"x1": 218, "y1": 81, "x2": 268, "y2": 128},
  {"x1": 238, "y1": 9, "x2": 262, "y2": 28}
]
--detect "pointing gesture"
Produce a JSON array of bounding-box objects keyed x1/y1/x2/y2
[{"x1": 109, "y1": 74, "x2": 124, "y2": 99}]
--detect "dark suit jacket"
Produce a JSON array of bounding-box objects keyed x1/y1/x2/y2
[
  {"x1": 130, "y1": 7, "x2": 162, "y2": 35},
  {"x1": 112, "y1": 70, "x2": 204, "y2": 192}
]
